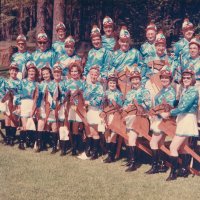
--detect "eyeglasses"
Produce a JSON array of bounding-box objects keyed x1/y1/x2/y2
[
  {"x1": 182, "y1": 77, "x2": 192, "y2": 80},
  {"x1": 17, "y1": 43, "x2": 25, "y2": 45},
  {"x1": 38, "y1": 42, "x2": 47, "y2": 45}
]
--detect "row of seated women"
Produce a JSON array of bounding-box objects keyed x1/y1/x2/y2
[{"x1": 0, "y1": 57, "x2": 199, "y2": 182}]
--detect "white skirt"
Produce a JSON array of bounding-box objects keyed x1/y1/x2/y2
[
  {"x1": 0, "y1": 101, "x2": 9, "y2": 115},
  {"x1": 68, "y1": 107, "x2": 82, "y2": 122},
  {"x1": 176, "y1": 113, "x2": 198, "y2": 137},
  {"x1": 47, "y1": 104, "x2": 65, "y2": 122},
  {"x1": 125, "y1": 115, "x2": 136, "y2": 129},
  {"x1": 150, "y1": 116, "x2": 162, "y2": 133},
  {"x1": 21, "y1": 99, "x2": 33, "y2": 118},
  {"x1": 87, "y1": 106, "x2": 105, "y2": 132}
]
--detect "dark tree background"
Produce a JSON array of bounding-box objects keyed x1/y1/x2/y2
[{"x1": 0, "y1": 0, "x2": 200, "y2": 46}]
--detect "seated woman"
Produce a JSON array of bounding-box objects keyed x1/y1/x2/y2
[
  {"x1": 103, "y1": 73, "x2": 123, "y2": 163},
  {"x1": 82, "y1": 66, "x2": 104, "y2": 160},
  {"x1": 161, "y1": 67, "x2": 199, "y2": 181},
  {"x1": 146, "y1": 68, "x2": 176, "y2": 174},
  {"x1": 18, "y1": 61, "x2": 39, "y2": 150},
  {"x1": 0, "y1": 63, "x2": 21, "y2": 146},
  {"x1": 123, "y1": 66, "x2": 151, "y2": 172}
]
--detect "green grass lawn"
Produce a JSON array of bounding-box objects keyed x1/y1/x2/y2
[{"x1": 0, "y1": 134, "x2": 200, "y2": 200}]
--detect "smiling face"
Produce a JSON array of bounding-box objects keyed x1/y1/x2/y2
[
  {"x1": 131, "y1": 77, "x2": 141, "y2": 89},
  {"x1": 70, "y1": 66, "x2": 80, "y2": 80},
  {"x1": 146, "y1": 29, "x2": 156, "y2": 43},
  {"x1": 65, "y1": 45, "x2": 75, "y2": 56},
  {"x1": 92, "y1": 36, "x2": 102, "y2": 49},
  {"x1": 108, "y1": 80, "x2": 117, "y2": 91},
  {"x1": 27, "y1": 68, "x2": 36, "y2": 81},
  {"x1": 182, "y1": 73, "x2": 192, "y2": 87},
  {"x1": 38, "y1": 41, "x2": 48, "y2": 52},
  {"x1": 155, "y1": 43, "x2": 166, "y2": 56},
  {"x1": 42, "y1": 69, "x2": 51, "y2": 82},
  {"x1": 57, "y1": 29, "x2": 66, "y2": 41},
  {"x1": 17, "y1": 41, "x2": 26, "y2": 52},
  {"x1": 90, "y1": 69, "x2": 99, "y2": 83},
  {"x1": 103, "y1": 26, "x2": 113, "y2": 37},
  {"x1": 189, "y1": 44, "x2": 199, "y2": 59},
  {"x1": 183, "y1": 29, "x2": 194, "y2": 41},
  {"x1": 9, "y1": 68, "x2": 18, "y2": 79},
  {"x1": 160, "y1": 76, "x2": 171, "y2": 88},
  {"x1": 119, "y1": 39, "x2": 130, "y2": 52},
  {"x1": 53, "y1": 70, "x2": 62, "y2": 81}
]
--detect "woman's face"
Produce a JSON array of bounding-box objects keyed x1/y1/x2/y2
[
  {"x1": 70, "y1": 66, "x2": 80, "y2": 80},
  {"x1": 90, "y1": 69, "x2": 99, "y2": 83},
  {"x1": 57, "y1": 29, "x2": 66, "y2": 41},
  {"x1": 92, "y1": 36, "x2": 102, "y2": 49},
  {"x1": 53, "y1": 71, "x2": 62, "y2": 81},
  {"x1": 17, "y1": 42, "x2": 26, "y2": 52},
  {"x1": 108, "y1": 80, "x2": 117, "y2": 91},
  {"x1": 189, "y1": 44, "x2": 199, "y2": 59},
  {"x1": 9, "y1": 69, "x2": 18, "y2": 79},
  {"x1": 119, "y1": 39, "x2": 130, "y2": 52},
  {"x1": 38, "y1": 41, "x2": 48, "y2": 52},
  {"x1": 146, "y1": 30, "x2": 156, "y2": 43},
  {"x1": 182, "y1": 73, "x2": 192, "y2": 87},
  {"x1": 160, "y1": 76, "x2": 171, "y2": 87},
  {"x1": 131, "y1": 77, "x2": 141, "y2": 89},
  {"x1": 28, "y1": 68, "x2": 36, "y2": 80},
  {"x1": 65, "y1": 45, "x2": 75, "y2": 56},
  {"x1": 42, "y1": 69, "x2": 51, "y2": 81},
  {"x1": 156, "y1": 43, "x2": 166, "y2": 56},
  {"x1": 183, "y1": 29, "x2": 194, "y2": 41},
  {"x1": 103, "y1": 26, "x2": 113, "y2": 37}
]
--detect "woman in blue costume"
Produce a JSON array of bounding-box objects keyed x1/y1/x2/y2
[
  {"x1": 35, "y1": 64, "x2": 53, "y2": 152},
  {"x1": 31, "y1": 31, "x2": 57, "y2": 77},
  {"x1": 161, "y1": 67, "x2": 199, "y2": 181},
  {"x1": 46, "y1": 63, "x2": 68, "y2": 154},
  {"x1": 83, "y1": 25, "x2": 111, "y2": 83},
  {"x1": 145, "y1": 68, "x2": 176, "y2": 174},
  {"x1": 123, "y1": 67, "x2": 151, "y2": 172},
  {"x1": 58, "y1": 35, "x2": 81, "y2": 78},
  {"x1": 0, "y1": 63, "x2": 21, "y2": 146},
  {"x1": 52, "y1": 22, "x2": 66, "y2": 57},
  {"x1": 140, "y1": 22, "x2": 157, "y2": 63},
  {"x1": 144, "y1": 31, "x2": 177, "y2": 102},
  {"x1": 17, "y1": 61, "x2": 39, "y2": 150},
  {"x1": 82, "y1": 66, "x2": 104, "y2": 160},
  {"x1": 102, "y1": 16, "x2": 116, "y2": 53},
  {"x1": 110, "y1": 26, "x2": 143, "y2": 81},
  {"x1": 173, "y1": 18, "x2": 195, "y2": 63},
  {"x1": 66, "y1": 62, "x2": 85, "y2": 156},
  {"x1": 11, "y1": 34, "x2": 32, "y2": 79},
  {"x1": 103, "y1": 73, "x2": 123, "y2": 163}
]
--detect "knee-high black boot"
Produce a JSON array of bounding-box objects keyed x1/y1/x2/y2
[
  {"x1": 145, "y1": 149, "x2": 159, "y2": 174},
  {"x1": 25, "y1": 130, "x2": 31, "y2": 148},
  {"x1": 178, "y1": 154, "x2": 190, "y2": 177},
  {"x1": 104, "y1": 142, "x2": 116, "y2": 163},
  {"x1": 35, "y1": 131, "x2": 42, "y2": 153},
  {"x1": 72, "y1": 134, "x2": 78, "y2": 156},
  {"x1": 166, "y1": 156, "x2": 178, "y2": 181},
  {"x1": 60, "y1": 140, "x2": 67, "y2": 156},
  {"x1": 4, "y1": 126, "x2": 11, "y2": 145},
  {"x1": 125, "y1": 146, "x2": 137, "y2": 172},
  {"x1": 51, "y1": 132, "x2": 58, "y2": 154},
  {"x1": 18, "y1": 130, "x2": 26, "y2": 150},
  {"x1": 85, "y1": 137, "x2": 92, "y2": 157},
  {"x1": 91, "y1": 139, "x2": 100, "y2": 160},
  {"x1": 9, "y1": 127, "x2": 16, "y2": 146},
  {"x1": 158, "y1": 150, "x2": 169, "y2": 173}
]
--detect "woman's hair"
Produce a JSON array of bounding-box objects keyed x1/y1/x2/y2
[
  {"x1": 180, "y1": 72, "x2": 196, "y2": 86},
  {"x1": 41, "y1": 67, "x2": 54, "y2": 81}
]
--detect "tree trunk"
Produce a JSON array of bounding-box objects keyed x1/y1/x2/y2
[
  {"x1": 36, "y1": 0, "x2": 46, "y2": 36},
  {"x1": 52, "y1": 0, "x2": 65, "y2": 42}
]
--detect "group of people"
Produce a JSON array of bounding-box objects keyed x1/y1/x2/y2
[{"x1": 0, "y1": 16, "x2": 199, "y2": 182}]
